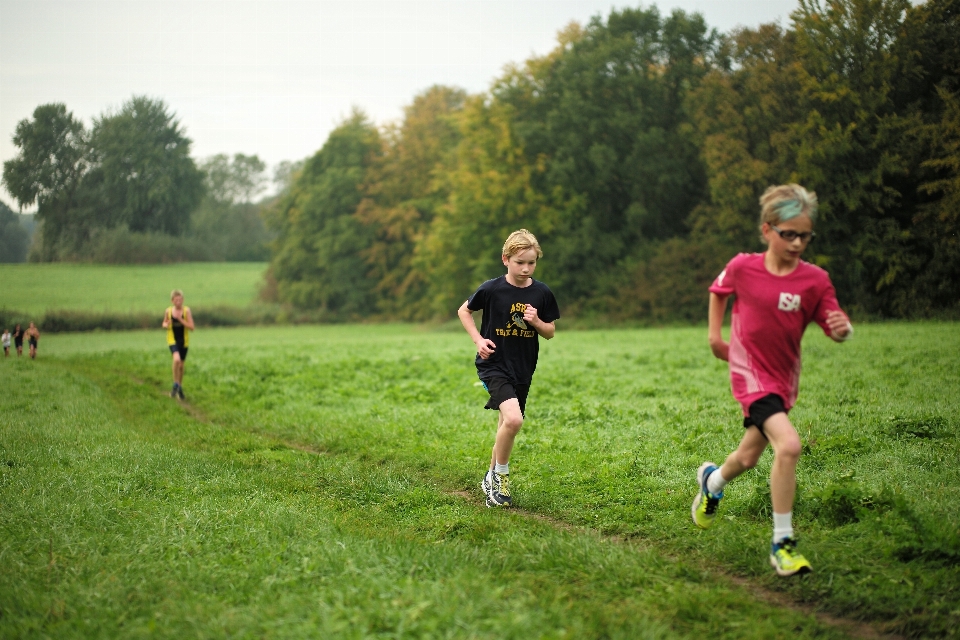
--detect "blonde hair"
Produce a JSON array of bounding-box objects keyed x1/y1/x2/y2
[
  {"x1": 502, "y1": 229, "x2": 542, "y2": 258},
  {"x1": 759, "y1": 184, "x2": 818, "y2": 227},
  {"x1": 170, "y1": 289, "x2": 184, "y2": 300}
]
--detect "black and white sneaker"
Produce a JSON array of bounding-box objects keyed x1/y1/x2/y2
[
  {"x1": 170, "y1": 383, "x2": 179, "y2": 398},
  {"x1": 177, "y1": 385, "x2": 185, "y2": 400},
  {"x1": 486, "y1": 471, "x2": 512, "y2": 508},
  {"x1": 481, "y1": 469, "x2": 494, "y2": 497}
]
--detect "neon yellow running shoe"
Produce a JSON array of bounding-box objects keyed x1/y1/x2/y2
[
  {"x1": 486, "y1": 471, "x2": 512, "y2": 507},
  {"x1": 770, "y1": 537, "x2": 813, "y2": 576},
  {"x1": 691, "y1": 461, "x2": 723, "y2": 529}
]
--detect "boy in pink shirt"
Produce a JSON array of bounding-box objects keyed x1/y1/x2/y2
[{"x1": 692, "y1": 184, "x2": 853, "y2": 577}]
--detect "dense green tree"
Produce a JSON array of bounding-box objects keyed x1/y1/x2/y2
[
  {"x1": 783, "y1": 0, "x2": 917, "y2": 313},
  {"x1": 1, "y1": 104, "x2": 91, "y2": 258},
  {"x1": 686, "y1": 24, "x2": 802, "y2": 245},
  {"x1": 266, "y1": 111, "x2": 381, "y2": 314},
  {"x1": 481, "y1": 7, "x2": 717, "y2": 304},
  {"x1": 679, "y1": 0, "x2": 960, "y2": 318},
  {"x1": 911, "y1": 89, "x2": 960, "y2": 313},
  {"x1": 876, "y1": 0, "x2": 960, "y2": 315},
  {"x1": 88, "y1": 96, "x2": 204, "y2": 236},
  {"x1": 0, "y1": 200, "x2": 30, "y2": 263}
]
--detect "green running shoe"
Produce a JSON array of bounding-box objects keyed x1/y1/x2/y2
[
  {"x1": 770, "y1": 537, "x2": 812, "y2": 576},
  {"x1": 691, "y1": 461, "x2": 723, "y2": 529},
  {"x1": 486, "y1": 471, "x2": 512, "y2": 507}
]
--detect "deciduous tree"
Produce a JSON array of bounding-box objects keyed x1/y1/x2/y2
[
  {"x1": 266, "y1": 110, "x2": 380, "y2": 315},
  {"x1": 88, "y1": 96, "x2": 203, "y2": 236},
  {"x1": 1, "y1": 103, "x2": 90, "y2": 258},
  {"x1": 356, "y1": 85, "x2": 467, "y2": 318}
]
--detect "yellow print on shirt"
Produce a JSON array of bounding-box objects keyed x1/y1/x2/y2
[{"x1": 498, "y1": 303, "x2": 536, "y2": 337}]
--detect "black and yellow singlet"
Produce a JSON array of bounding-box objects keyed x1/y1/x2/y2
[{"x1": 165, "y1": 307, "x2": 190, "y2": 347}]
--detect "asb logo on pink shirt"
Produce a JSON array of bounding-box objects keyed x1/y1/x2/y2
[{"x1": 778, "y1": 293, "x2": 801, "y2": 312}]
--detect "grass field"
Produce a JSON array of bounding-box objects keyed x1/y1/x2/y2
[
  {"x1": 0, "y1": 262, "x2": 267, "y2": 315},
  {"x1": 2, "y1": 322, "x2": 958, "y2": 638}
]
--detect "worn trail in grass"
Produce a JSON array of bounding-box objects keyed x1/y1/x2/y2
[{"x1": 3, "y1": 322, "x2": 959, "y2": 637}]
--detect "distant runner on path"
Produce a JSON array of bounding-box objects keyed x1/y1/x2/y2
[
  {"x1": 2, "y1": 329, "x2": 10, "y2": 357},
  {"x1": 162, "y1": 289, "x2": 194, "y2": 400},
  {"x1": 24, "y1": 322, "x2": 40, "y2": 359},
  {"x1": 13, "y1": 324, "x2": 23, "y2": 357},
  {"x1": 691, "y1": 184, "x2": 853, "y2": 578}
]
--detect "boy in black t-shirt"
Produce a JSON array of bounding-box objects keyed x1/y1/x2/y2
[{"x1": 458, "y1": 229, "x2": 560, "y2": 507}]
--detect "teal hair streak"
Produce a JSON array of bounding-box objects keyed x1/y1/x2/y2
[{"x1": 774, "y1": 199, "x2": 804, "y2": 221}]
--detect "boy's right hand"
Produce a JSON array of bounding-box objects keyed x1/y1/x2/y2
[{"x1": 475, "y1": 338, "x2": 496, "y2": 359}]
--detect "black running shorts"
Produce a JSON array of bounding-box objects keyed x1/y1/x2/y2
[
  {"x1": 743, "y1": 393, "x2": 788, "y2": 438},
  {"x1": 169, "y1": 344, "x2": 189, "y2": 361},
  {"x1": 481, "y1": 377, "x2": 530, "y2": 416}
]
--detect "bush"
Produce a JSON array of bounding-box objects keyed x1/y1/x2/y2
[
  {"x1": 612, "y1": 236, "x2": 735, "y2": 323},
  {"x1": 0, "y1": 305, "x2": 306, "y2": 333},
  {"x1": 0, "y1": 309, "x2": 32, "y2": 332},
  {"x1": 0, "y1": 201, "x2": 30, "y2": 263},
  {"x1": 83, "y1": 227, "x2": 215, "y2": 263},
  {"x1": 39, "y1": 309, "x2": 155, "y2": 332}
]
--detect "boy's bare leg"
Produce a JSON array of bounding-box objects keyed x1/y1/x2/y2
[
  {"x1": 490, "y1": 398, "x2": 523, "y2": 468},
  {"x1": 716, "y1": 415, "x2": 801, "y2": 509},
  {"x1": 760, "y1": 413, "x2": 802, "y2": 514},
  {"x1": 717, "y1": 426, "x2": 768, "y2": 484},
  {"x1": 172, "y1": 354, "x2": 182, "y2": 385},
  {"x1": 489, "y1": 411, "x2": 504, "y2": 470}
]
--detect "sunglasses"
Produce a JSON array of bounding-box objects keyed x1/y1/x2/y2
[{"x1": 771, "y1": 225, "x2": 816, "y2": 243}]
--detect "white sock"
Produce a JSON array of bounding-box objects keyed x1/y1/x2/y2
[
  {"x1": 495, "y1": 461, "x2": 509, "y2": 475},
  {"x1": 773, "y1": 512, "x2": 793, "y2": 543},
  {"x1": 706, "y1": 468, "x2": 728, "y2": 495}
]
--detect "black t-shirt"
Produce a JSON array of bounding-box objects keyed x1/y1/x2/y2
[{"x1": 466, "y1": 276, "x2": 560, "y2": 385}]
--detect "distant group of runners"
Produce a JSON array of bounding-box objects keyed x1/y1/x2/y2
[
  {"x1": 2, "y1": 323, "x2": 40, "y2": 359},
  {"x1": 161, "y1": 182, "x2": 850, "y2": 578}
]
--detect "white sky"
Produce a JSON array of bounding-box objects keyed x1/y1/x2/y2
[{"x1": 0, "y1": 0, "x2": 801, "y2": 204}]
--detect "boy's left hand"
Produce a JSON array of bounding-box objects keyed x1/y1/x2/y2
[
  {"x1": 826, "y1": 310, "x2": 851, "y2": 338},
  {"x1": 523, "y1": 304, "x2": 539, "y2": 325}
]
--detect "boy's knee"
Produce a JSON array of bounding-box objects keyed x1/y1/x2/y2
[
  {"x1": 500, "y1": 411, "x2": 523, "y2": 434},
  {"x1": 774, "y1": 436, "x2": 802, "y2": 462},
  {"x1": 736, "y1": 451, "x2": 761, "y2": 470}
]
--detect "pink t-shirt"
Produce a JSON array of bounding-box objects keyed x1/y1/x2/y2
[{"x1": 709, "y1": 252, "x2": 842, "y2": 415}]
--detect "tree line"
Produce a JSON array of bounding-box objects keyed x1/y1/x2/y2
[
  {"x1": 4, "y1": 0, "x2": 958, "y2": 321},
  {"x1": 266, "y1": 0, "x2": 959, "y2": 321},
  {"x1": 1, "y1": 97, "x2": 275, "y2": 263}
]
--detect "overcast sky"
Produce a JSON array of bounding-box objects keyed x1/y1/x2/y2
[{"x1": 1, "y1": 0, "x2": 802, "y2": 204}]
